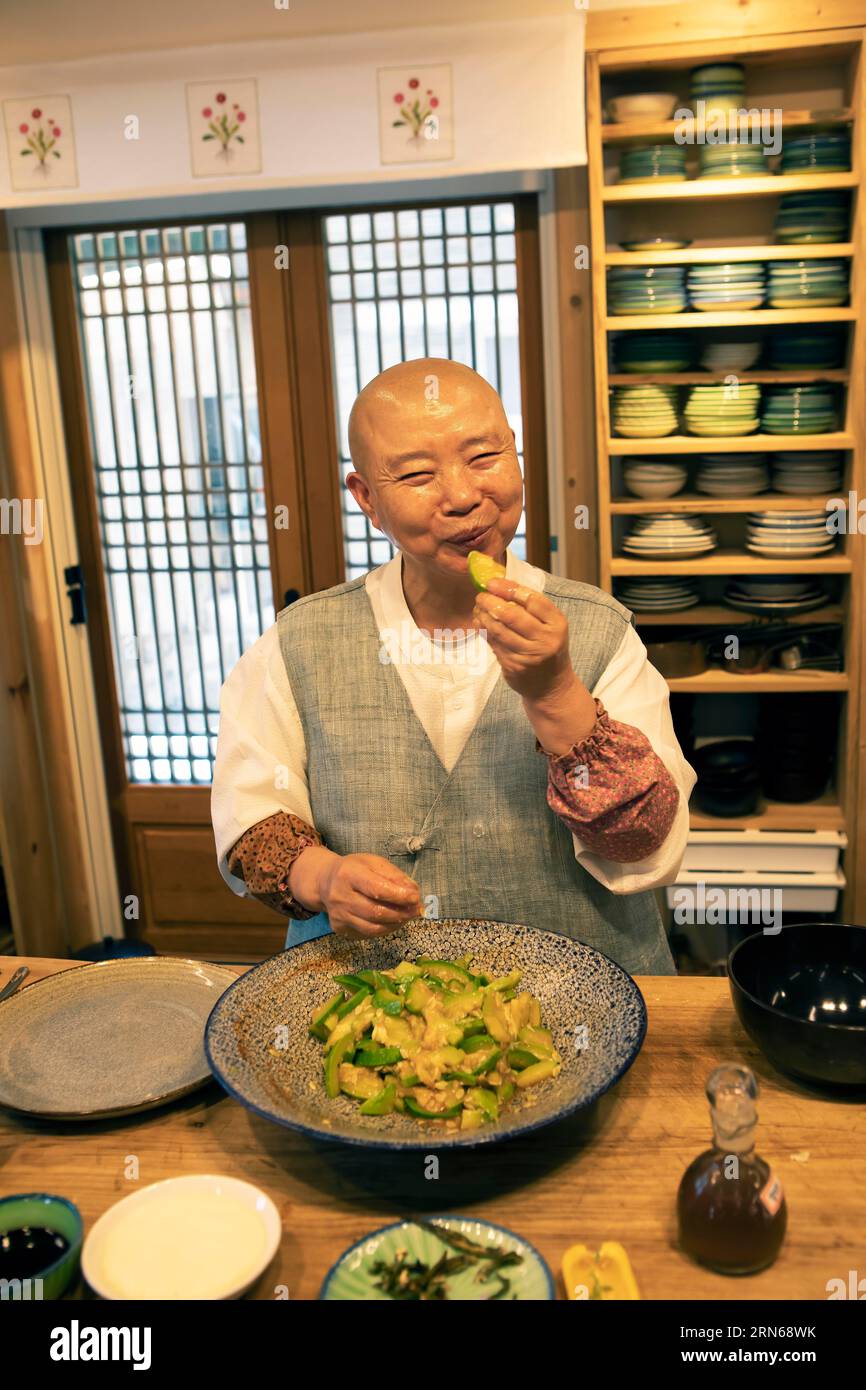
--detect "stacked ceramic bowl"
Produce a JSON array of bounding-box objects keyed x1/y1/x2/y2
[
  {"x1": 723, "y1": 577, "x2": 829, "y2": 616},
  {"x1": 774, "y1": 191, "x2": 850, "y2": 244},
  {"x1": 766, "y1": 259, "x2": 849, "y2": 308},
  {"x1": 690, "y1": 63, "x2": 746, "y2": 116},
  {"x1": 684, "y1": 383, "x2": 761, "y2": 436},
  {"x1": 770, "y1": 452, "x2": 843, "y2": 494},
  {"x1": 611, "y1": 384, "x2": 679, "y2": 437},
  {"x1": 622, "y1": 513, "x2": 717, "y2": 559},
  {"x1": 608, "y1": 266, "x2": 688, "y2": 315},
  {"x1": 761, "y1": 384, "x2": 838, "y2": 434},
  {"x1": 698, "y1": 139, "x2": 767, "y2": 178},
  {"x1": 687, "y1": 263, "x2": 766, "y2": 311},
  {"x1": 615, "y1": 332, "x2": 694, "y2": 371},
  {"x1": 620, "y1": 235, "x2": 692, "y2": 252},
  {"x1": 768, "y1": 328, "x2": 845, "y2": 370},
  {"x1": 623, "y1": 460, "x2": 689, "y2": 498},
  {"x1": 780, "y1": 130, "x2": 851, "y2": 174},
  {"x1": 745, "y1": 510, "x2": 835, "y2": 558},
  {"x1": 607, "y1": 93, "x2": 680, "y2": 123},
  {"x1": 695, "y1": 454, "x2": 770, "y2": 495},
  {"x1": 615, "y1": 577, "x2": 701, "y2": 612},
  {"x1": 699, "y1": 339, "x2": 762, "y2": 372},
  {"x1": 619, "y1": 143, "x2": 688, "y2": 183}
]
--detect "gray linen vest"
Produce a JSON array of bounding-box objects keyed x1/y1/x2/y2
[{"x1": 277, "y1": 569, "x2": 676, "y2": 975}]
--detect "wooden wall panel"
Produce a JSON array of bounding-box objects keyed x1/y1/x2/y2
[{"x1": 0, "y1": 214, "x2": 91, "y2": 955}]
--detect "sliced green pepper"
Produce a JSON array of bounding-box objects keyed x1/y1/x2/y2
[
  {"x1": 332, "y1": 973, "x2": 367, "y2": 992},
  {"x1": 354, "y1": 1045, "x2": 403, "y2": 1067},
  {"x1": 309, "y1": 990, "x2": 344, "y2": 1041},
  {"x1": 490, "y1": 969, "x2": 522, "y2": 992},
  {"x1": 507, "y1": 1047, "x2": 541, "y2": 1071},
  {"x1": 335, "y1": 985, "x2": 371, "y2": 1020},
  {"x1": 325, "y1": 1032, "x2": 355, "y2": 1098},
  {"x1": 404, "y1": 1096, "x2": 464, "y2": 1120},
  {"x1": 359, "y1": 1082, "x2": 397, "y2": 1115},
  {"x1": 459, "y1": 1031, "x2": 496, "y2": 1054}
]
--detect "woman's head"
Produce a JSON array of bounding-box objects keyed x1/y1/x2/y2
[{"x1": 346, "y1": 358, "x2": 523, "y2": 579}]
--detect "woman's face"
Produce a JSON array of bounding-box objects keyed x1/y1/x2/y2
[{"x1": 345, "y1": 373, "x2": 524, "y2": 581}]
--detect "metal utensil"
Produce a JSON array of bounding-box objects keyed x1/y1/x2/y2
[{"x1": 0, "y1": 965, "x2": 30, "y2": 1003}]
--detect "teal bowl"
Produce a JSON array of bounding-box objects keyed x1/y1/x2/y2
[{"x1": 0, "y1": 1194, "x2": 83, "y2": 1299}]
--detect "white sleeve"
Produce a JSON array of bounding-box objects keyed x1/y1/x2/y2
[
  {"x1": 210, "y1": 624, "x2": 314, "y2": 897},
  {"x1": 570, "y1": 623, "x2": 697, "y2": 894}
]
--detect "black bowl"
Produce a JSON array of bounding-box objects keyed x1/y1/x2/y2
[{"x1": 728, "y1": 923, "x2": 866, "y2": 1087}]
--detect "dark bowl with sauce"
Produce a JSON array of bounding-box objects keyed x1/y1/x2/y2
[
  {"x1": 0, "y1": 1193, "x2": 83, "y2": 1299},
  {"x1": 728, "y1": 923, "x2": 866, "y2": 1088}
]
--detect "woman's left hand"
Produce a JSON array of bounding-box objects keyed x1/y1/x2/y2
[{"x1": 472, "y1": 577, "x2": 575, "y2": 703}]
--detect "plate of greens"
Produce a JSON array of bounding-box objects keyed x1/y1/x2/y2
[
  {"x1": 320, "y1": 1216, "x2": 554, "y2": 1300},
  {"x1": 205, "y1": 918, "x2": 647, "y2": 1149}
]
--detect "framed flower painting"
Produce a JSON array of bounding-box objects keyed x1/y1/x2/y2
[
  {"x1": 3, "y1": 95, "x2": 78, "y2": 191},
  {"x1": 377, "y1": 64, "x2": 454, "y2": 164},
  {"x1": 186, "y1": 79, "x2": 261, "y2": 177}
]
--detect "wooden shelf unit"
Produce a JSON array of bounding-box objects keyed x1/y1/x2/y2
[{"x1": 586, "y1": 29, "x2": 865, "y2": 909}]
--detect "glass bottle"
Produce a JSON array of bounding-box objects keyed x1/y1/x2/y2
[{"x1": 677, "y1": 1063, "x2": 787, "y2": 1275}]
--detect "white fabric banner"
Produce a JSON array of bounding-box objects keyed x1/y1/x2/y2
[{"x1": 0, "y1": 15, "x2": 586, "y2": 209}]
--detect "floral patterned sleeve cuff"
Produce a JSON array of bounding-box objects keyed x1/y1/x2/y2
[
  {"x1": 535, "y1": 697, "x2": 680, "y2": 863},
  {"x1": 227, "y1": 811, "x2": 324, "y2": 919}
]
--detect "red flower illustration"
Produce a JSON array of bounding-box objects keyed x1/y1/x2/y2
[
  {"x1": 392, "y1": 83, "x2": 440, "y2": 139},
  {"x1": 201, "y1": 90, "x2": 247, "y2": 155},
  {"x1": 18, "y1": 112, "x2": 62, "y2": 168}
]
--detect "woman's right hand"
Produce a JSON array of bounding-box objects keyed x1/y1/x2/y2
[{"x1": 318, "y1": 852, "x2": 425, "y2": 941}]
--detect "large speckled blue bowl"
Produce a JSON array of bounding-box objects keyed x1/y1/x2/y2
[{"x1": 205, "y1": 919, "x2": 647, "y2": 1150}]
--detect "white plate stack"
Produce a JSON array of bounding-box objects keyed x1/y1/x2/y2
[
  {"x1": 695, "y1": 454, "x2": 770, "y2": 496},
  {"x1": 723, "y1": 577, "x2": 829, "y2": 614},
  {"x1": 699, "y1": 340, "x2": 762, "y2": 373},
  {"x1": 770, "y1": 451, "x2": 844, "y2": 495},
  {"x1": 623, "y1": 461, "x2": 689, "y2": 498},
  {"x1": 622, "y1": 513, "x2": 718, "y2": 558},
  {"x1": 616, "y1": 577, "x2": 701, "y2": 611},
  {"x1": 745, "y1": 509, "x2": 836, "y2": 557}
]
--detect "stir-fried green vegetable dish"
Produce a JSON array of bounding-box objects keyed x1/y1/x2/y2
[{"x1": 309, "y1": 956, "x2": 563, "y2": 1129}]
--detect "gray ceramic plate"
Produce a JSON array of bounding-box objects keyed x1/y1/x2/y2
[
  {"x1": 0, "y1": 958, "x2": 238, "y2": 1119},
  {"x1": 205, "y1": 919, "x2": 647, "y2": 1150}
]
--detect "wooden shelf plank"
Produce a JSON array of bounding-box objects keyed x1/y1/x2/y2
[
  {"x1": 689, "y1": 793, "x2": 845, "y2": 833},
  {"x1": 611, "y1": 494, "x2": 846, "y2": 513},
  {"x1": 608, "y1": 433, "x2": 854, "y2": 453},
  {"x1": 602, "y1": 172, "x2": 858, "y2": 202},
  {"x1": 606, "y1": 309, "x2": 855, "y2": 328},
  {"x1": 629, "y1": 605, "x2": 844, "y2": 626},
  {"x1": 608, "y1": 372, "x2": 849, "y2": 386},
  {"x1": 601, "y1": 109, "x2": 855, "y2": 145},
  {"x1": 611, "y1": 550, "x2": 852, "y2": 575},
  {"x1": 667, "y1": 669, "x2": 848, "y2": 692},
  {"x1": 606, "y1": 245, "x2": 854, "y2": 265}
]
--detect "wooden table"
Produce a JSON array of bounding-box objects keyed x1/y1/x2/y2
[{"x1": 1, "y1": 955, "x2": 863, "y2": 1300}]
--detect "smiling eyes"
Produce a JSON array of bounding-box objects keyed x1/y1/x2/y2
[{"x1": 399, "y1": 453, "x2": 498, "y2": 482}]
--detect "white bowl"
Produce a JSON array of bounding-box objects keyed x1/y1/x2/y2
[
  {"x1": 607, "y1": 93, "x2": 680, "y2": 122},
  {"x1": 82, "y1": 1174, "x2": 281, "y2": 1300}
]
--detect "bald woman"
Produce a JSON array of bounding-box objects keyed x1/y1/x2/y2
[{"x1": 212, "y1": 358, "x2": 696, "y2": 974}]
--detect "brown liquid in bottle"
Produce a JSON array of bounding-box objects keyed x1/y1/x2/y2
[{"x1": 677, "y1": 1064, "x2": 787, "y2": 1275}]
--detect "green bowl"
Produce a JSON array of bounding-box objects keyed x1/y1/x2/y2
[{"x1": 0, "y1": 1194, "x2": 83, "y2": 1299}]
